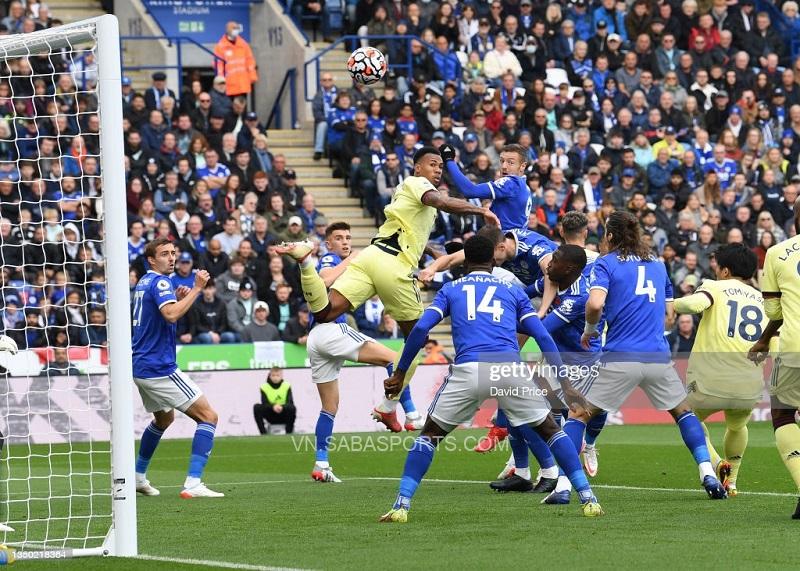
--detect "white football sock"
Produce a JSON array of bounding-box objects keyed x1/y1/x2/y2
[
  {"x1": 541, "y1": 466, "x2": 559, "y2": 479},
  {"x1": 699, "y1": 461, "x2": 715, "y2": 481},
  {"x1": 554, "y1": 474, "x2": 572, "y2": 493},
  {"x1": 506, "y1": 451, "x2": 516, "y2": 468},
  {"x1": 315, "y1": 460, "x2": 330, "y2": 469},
  {"x1": 135, "y1": 472, "x2": 147, "y2": 484},
  {"x1": 515, "y1": 467, "x2": 531, "y2": 481},
  {"x1": 184, "y1": 476, "x2": 201, "y2": 489},
  {"x1": 405, "y1": 411, "x2": 421, "y2": 420},
  {"x1": 376, "y1": 399, "x2": 396, "y2": 413}
]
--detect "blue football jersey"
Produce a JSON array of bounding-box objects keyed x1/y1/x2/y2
[
  {"x1": 310, "y1": 252, "x2": 347, "y2": 328},
  {"x1": 132, "y1": 271, "x2": 178, "y2": 378},
  {"x1": 170, "y1": 270, "x2": 195, "y2": 290},
  {"x1": 429, "y1": 271, "x2": 536, "y2": 364},
  {"x1": 502, "y1": 228, "x2": 558, "y2": 286},
  {"x1": 488, "y1": 175, "x2": 533, "y2": 230},
  {"x1": 540, "y1": 275, "x2": 603, "y2": 363},
  {"x1": 589, "y1": 254, "x2": 672, "y2": 357}
]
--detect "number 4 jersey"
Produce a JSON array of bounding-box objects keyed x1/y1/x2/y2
[
  {"x1": 589, "y1": 254, "x2": 672, "y2": 356},
  {"x1": 683, "y1": 279, "x2": 768, "y2": 400}
]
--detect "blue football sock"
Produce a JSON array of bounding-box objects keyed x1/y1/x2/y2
[
  {"x1": 394, "y1": 436, "x2": 436, "y2": 509},
  {"x1": 495, "y1": 408, "x2": 509, "y2": 429},
  {"x1": 508, "y1": 426, "x2": 530, "y2": 470},
  {"x1": 546, "y1": 430, "x2": 593, "y2": 502},
  {"x1": 563, "y1": 418, "x2": 587, "y2": 454},
  {"x1": 315, "y1": 410, "x2": 335, "y2": 462},
  {"x1": 399, "y1": 386, "x2": 417, "y2": 414},
  {"x1": 586, "y1": 411, "x2": 607, "y2": 446},
  {"x1": 519, "y1": 424, "x2": 555, "y2": 469},
  {"x1": 187, "y1": 422, "x2": 216, "y2": 479},
  {"x1": 135, "y1": 422, "x2": 164, "y2": 475},
  {"x1": 676, "y1": 411, "x2": 711, "y2": 464}
]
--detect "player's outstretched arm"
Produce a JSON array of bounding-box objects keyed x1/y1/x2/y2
[
  {"x1": 748, "y1": 318, "x2": 782, "y2": 364},
  {"x1": 581, "y1": 288, "x2": 607, "y2": 349},
  {"x1": 441, "y1": 145, "x2": 494, "y2": 200},
  {"x1": 319, "y1": 250, "x2": 359, "y2": 288},
  {"x1": 537, "y1": 254, "x2": 557, "y2": 319},
  {"x1": 161, "y1": 269, "x2": 209, "y2": 323},
  {"x1": 418, "y1": 250, "x2": 466, "y2": 284},
  {"x1": 673, "y1": 291, "x2": 713, "y2": 315},
  {"x1": 421, "y1": 189, "x2": 500, "y2": 227}
]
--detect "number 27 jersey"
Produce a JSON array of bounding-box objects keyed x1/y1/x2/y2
[
  {"x1": 428, "y1": 271, "x2": 535, "y2": 364},
  {"x1": 132, "y1": 271, "x2": 178, "y2": 379}
]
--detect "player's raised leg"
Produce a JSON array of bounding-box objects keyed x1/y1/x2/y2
[{"x1": 180, "y1": 394, "x2": 224, "y2": 498}]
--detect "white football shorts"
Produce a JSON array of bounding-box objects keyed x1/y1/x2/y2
[
  {"x1": 133, "y1": 368, "x2": 202, "y2": 413},
  {"x1": 307, "y1": 322, "x2": 375, "y2": 384},
  {"x1": 584, "y1": 360, "x2": 687, "y2": 412},
  {"x1": 429, "y1": 362, "x2": 550, "y2": 431}
]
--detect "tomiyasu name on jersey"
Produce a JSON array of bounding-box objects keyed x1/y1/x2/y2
[
  {"x1": 681, "y1": 279, "x2": 767, "y2": 401},
  {"x1": 502, "y1": 228, "x2": 558, "y2": 286}
]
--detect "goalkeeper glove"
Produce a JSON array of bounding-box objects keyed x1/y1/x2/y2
[{"x1": 439, "y1": 143, "x2": 456, "y2": 162}]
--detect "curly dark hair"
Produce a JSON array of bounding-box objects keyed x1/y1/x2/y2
[{"x1": 604, "y1": 211, "x2": 653, "y2": 259}]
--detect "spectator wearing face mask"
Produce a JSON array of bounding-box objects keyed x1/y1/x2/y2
[{"x1": 213, "y1": 21, "x2": 258, "y2": 100}]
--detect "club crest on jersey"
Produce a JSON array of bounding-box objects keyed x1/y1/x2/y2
[{"x1": 560, "y1": 299, "x2": 575, "y2": 313}]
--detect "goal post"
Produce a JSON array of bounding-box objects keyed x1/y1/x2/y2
[{"x1": 0, "y1": 14, "x2": 137, "y2": 557}]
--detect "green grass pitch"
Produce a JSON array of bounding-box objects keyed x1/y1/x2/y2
[{"x1": 9, "y1": 422, "x2": 800, "y2": 570}]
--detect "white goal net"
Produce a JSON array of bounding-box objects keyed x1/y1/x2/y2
[{"x1": 0, "y1": 15, "x2": 136, "y2": 558}]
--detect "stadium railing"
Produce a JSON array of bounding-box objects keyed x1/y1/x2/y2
[
  {"x1": 119, "y1": 35, "x2": 226, "y2": 94},
  {"x1": 266, "y1": 67, "x2": 298, "y2": 129},
  {"x1": 304, "y1": 34, "x2": 442, "y2": 102}
]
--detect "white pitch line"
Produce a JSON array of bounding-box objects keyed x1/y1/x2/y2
[
  {"x1": 139, "y1": 554, "x2": 314, "y2": 571},
  {"x1": 354, "y1": 476, "x2": 798, "y2": 498}
]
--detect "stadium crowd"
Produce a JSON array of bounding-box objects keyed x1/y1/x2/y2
[{"x1": 309, "y1": 0, "x2": 800, "y2": 337}]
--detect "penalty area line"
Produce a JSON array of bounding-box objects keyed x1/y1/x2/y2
[{"x1": 138, "y1": 553, "x2": 315, "y2": 571}]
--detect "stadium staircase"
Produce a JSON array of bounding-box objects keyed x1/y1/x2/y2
[{"x1": 47, "y1": 0, "x2": 106, "y2": 23}]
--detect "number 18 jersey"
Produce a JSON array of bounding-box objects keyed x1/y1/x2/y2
[
  {"x1": 428, "y1": 271, "x2": 536, "y2": 364},
  {"x1": 687, "y1": 279, "x2": 767, "y2": 400},
  {"x1": 589, "y1": 254, "x2": 672, "y2": 357}
]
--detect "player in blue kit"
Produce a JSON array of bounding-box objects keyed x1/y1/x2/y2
[
  {"x1": 419, "y1": 225, "x2": 560, "y2": 455},
  {"x1": 492, "y1": 245, "x2": 606, "y2": 497},
  {"x1": 379, "y1": 235, "x2": 603, "y2": 522},
  {"x1": 575, "y1": 211, "x2": 727, "y2": 499},
  {"x1": 439, "y1": 142, "x2": 532, "y2": 231},
  {"x1": 308, "y1": 222, "x2": 422, "y2": 483},
  {"x1": 131, "y1": 238, "x2": 224, "y2": 498}
]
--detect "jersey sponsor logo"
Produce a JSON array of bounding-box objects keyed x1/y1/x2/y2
[
  {"x1": 159, "y1": 290, "x2": 171, "y2": 297},
  {"x1": 157, "y1": 279, "x2": 170, "y2": 291}
]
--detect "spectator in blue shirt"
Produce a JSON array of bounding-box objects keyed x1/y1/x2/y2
[{"x1": 647, "y1": 147, "x2": 680, "y2": 196}]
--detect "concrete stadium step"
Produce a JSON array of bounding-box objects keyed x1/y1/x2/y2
[{"x1": 48, "y1": 0, "x2": 105, "y2": 23}]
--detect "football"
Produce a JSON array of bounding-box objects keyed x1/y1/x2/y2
[
  {"x1": 346, "y1": 46, "x2": 387, "y2": 85},
  {"x1": 0, "y1": 335, "x2": 18, "y2": 355}
]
